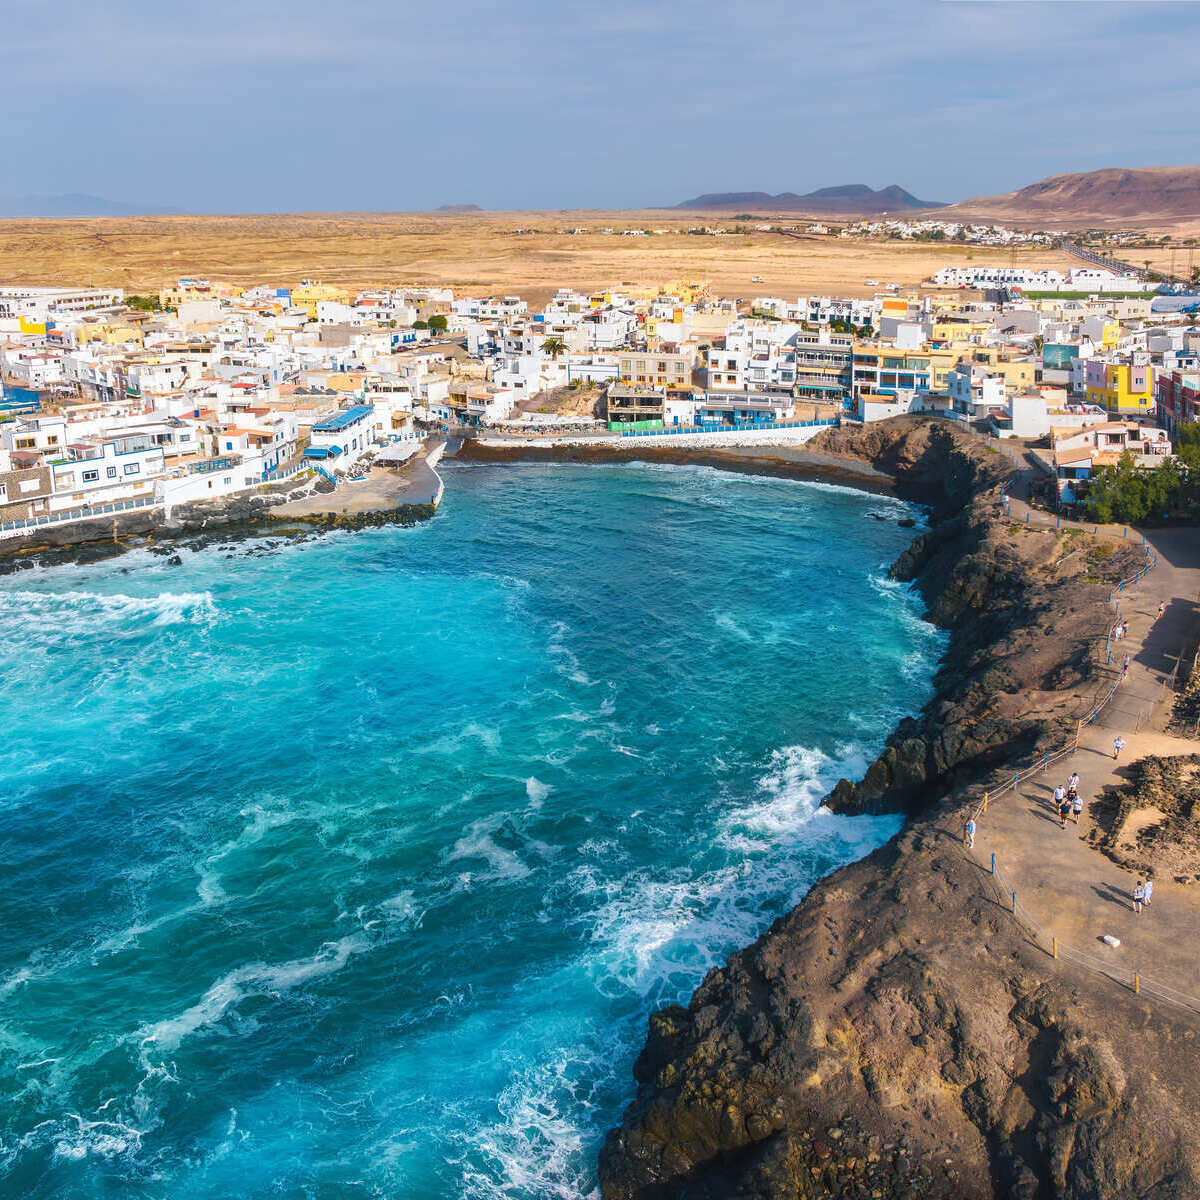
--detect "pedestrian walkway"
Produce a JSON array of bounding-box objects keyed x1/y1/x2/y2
[{"x1": 969, "y1": 522, "x2": 1200, "y2": 1009}]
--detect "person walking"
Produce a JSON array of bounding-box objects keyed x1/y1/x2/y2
[
  {"x1": 1058, "y1": 793, "x2": 1072, "y2": 829},
  {"x1": 1067, "y1": 772, "x2": 1080, "y2": 794},
  {"x1": 1156, "y1": 601, "x2": 1166, "y2": 622},
  {"x1": 1122, "y1": 655, "x2": 1130, "y2": 681},
  {"x1": 1144, "y1": 877, "x2": 1154, "y2": 907},
  {"x1": 1133, "y1": 879, "x2": 1145, "y2": 914},
  {"x1": 1071, "y1": 790, "x2": 1084, "y2": 823},
  {"x1": 1053, "y1": 782, "x2": 1066, "y2": 823},
  {"x1": 965, "y1": 817, "x2": 976, "y2": 849},
  {"x1": 1114, "y1": 736, "x2": 1126, "y2": 760}
]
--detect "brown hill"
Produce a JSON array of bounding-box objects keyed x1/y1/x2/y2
[{"x1": 943, "y1": 165, "x2": 1200, "y2": 229}]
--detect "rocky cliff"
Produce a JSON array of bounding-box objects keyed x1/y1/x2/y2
[{"x1": 599, "y1": 420, "x2": 1200, "y2": 1199}]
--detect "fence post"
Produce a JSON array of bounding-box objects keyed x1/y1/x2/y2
[
  {"x1": 1134, "y1": 973, "x2": 1141, "y2": 995},
  {"x1": 1014, "y1": 772, "x2": 1019, "y2": 791},
  {"x1": 990, "y1": 852, "x2": 996, "y2": 874},
  {"x1": 1043, "y1": 751, "x2": 1050, "y2": 772},
  {"x1": 1026, "y1": 512, "x2": 1030, "y2": 524},
  {"x1": 1052, "y1": 937, "x2": 1059, "y2": 959},
  {"x1": 983, "y1": 792, "x2": 989, "y2": 813},
  {"x1": 1011, "y1": 890, "x2": 1018, "y2": 913}
]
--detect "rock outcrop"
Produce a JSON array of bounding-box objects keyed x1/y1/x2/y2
[
  {"x1": 599, "y1": 419, "x2": 1200, "y2": 1199},
  {"x1": 1087, "y1": 755, "x2": 1200, "y2": 882}
]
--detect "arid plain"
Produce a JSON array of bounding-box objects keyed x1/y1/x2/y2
[{"x1": 0, "y1": 211, "x2": 1081, "y2": 302}]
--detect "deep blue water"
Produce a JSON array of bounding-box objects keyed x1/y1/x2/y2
[{"x1": 0, "y1": 461, "x2": 944, "y2": 1198}]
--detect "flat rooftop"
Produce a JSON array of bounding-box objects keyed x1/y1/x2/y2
[{"x1": 311, "y1": 404, "x2": 374, "y2": 433}]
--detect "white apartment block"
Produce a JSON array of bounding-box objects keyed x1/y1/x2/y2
[{"x1": 0, "y1": 286, "x2": 125, "y2": 322}]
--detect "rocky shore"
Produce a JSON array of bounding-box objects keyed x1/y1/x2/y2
[
  {"x1": 557, "y1": 418, "x2": 1200, "y2": 1200},
  {"x1": 0, "y1": 466, "x2": 437, "y2": 577}
]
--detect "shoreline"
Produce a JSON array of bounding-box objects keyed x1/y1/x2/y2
[{"x1": 599, "y1": 417, "x2": 1200, "y2": 1199}]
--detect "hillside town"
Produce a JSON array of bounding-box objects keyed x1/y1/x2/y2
[{"x1": 1, "y1": 267, "x2": 1198, "y2": 535}]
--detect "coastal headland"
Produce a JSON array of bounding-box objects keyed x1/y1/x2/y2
[{"x1": 459, "y1": 418, "x2": 1200, "y2": 1198}]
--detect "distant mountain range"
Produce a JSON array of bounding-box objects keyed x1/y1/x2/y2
[
  {"x1": 671, "y1": 184, "x2": 947, "y2": 213},
  {"x1": 0, "y1": 193, "x2": 182, "y2": 218},
  {"x1": 436, "y1": 203, "x2": 484, "y2": 213},
  {"x1": 940, "y1": 166, "x2": 1200, "y2": 226}
]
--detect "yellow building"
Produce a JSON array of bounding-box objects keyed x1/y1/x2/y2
[
  {"x1": 291, "y1": 280, "x2": 352, "y2": 319},
  {"x1": 928, "y1": 316, "x2": 993, "y2": 344},
  {"x1": 992, "y1": 358, "x2": 1038, "y2": 392},
  {"x1": 73, "y1": 322, "x2": 144, "y2": 347},
  {"x1": 660, "y1": 279, "x2": 709, "y2": 305},
  {"x1": 1085, "y1": 361, "x2": 1155, "y2": 414}
]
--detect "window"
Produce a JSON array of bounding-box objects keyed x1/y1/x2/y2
[
  {"x1": 15, "y1": 438, "x2": 35, "y2": 450},
  {"x1": 82, "y1": 470, "x2": 99, "y2": 482},
  {"x1": 19, "y1": 480, "x2": 41, "y2": 494},
  {"x1": 124, "y1": 463, "x2": 140, "y2": 476},
  {"x1": 107, "y1": 466, "x2": 117, "y2": 478}
]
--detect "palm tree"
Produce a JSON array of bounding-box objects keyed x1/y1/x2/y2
[{"x1": 543, "y1": 337, "x2": 567, "y2": 360}]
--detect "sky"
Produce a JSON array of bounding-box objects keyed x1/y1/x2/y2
[{"x1": 3, "y1": 0, "x2": 1199, "y2": 213}]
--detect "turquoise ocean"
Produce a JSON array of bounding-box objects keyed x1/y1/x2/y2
[{"x1": 0, "y1": 461, "x2": 944, "y2": 1198}]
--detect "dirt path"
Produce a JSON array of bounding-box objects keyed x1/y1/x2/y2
[{"x1": 973, "y1": 522, "x2": 1200, "y2": 1005}]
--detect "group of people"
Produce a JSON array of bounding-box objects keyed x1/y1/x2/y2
[
  {"x1": 1133, "y1": 877, "x2": 1155, "y2": 913},
  {"x1": 1053, "y1": 773, "x2": 1085, "y2": 828}
]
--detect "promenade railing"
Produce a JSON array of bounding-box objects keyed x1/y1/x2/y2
[
  {"x1": 982, "y1": 850, "x2": 1200, "y2": 1016},
  {"x1": 0, "y1": 494, "x2": 158, "y2": 536},
  {"x1": 955, "y1": 514, "x2": 1200, "y2": 1015}
]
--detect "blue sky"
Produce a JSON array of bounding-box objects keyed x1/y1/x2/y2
[{"x1": 4, "y1": 0, "x2": 1199, "y2": 212}]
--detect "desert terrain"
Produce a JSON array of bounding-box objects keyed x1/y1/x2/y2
[{"x1": 0, "y1": 211, "x2": 1078, "y2": 303}]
